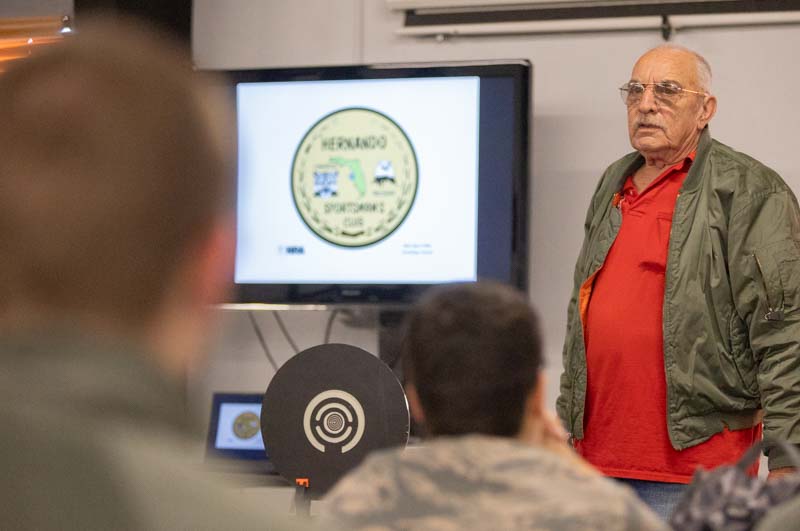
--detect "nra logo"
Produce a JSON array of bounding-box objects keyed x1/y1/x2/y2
[{"x1": 279, "y1": 246, "x2": 305, "y2": 255}]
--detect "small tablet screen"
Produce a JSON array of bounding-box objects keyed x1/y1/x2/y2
[{"x1": 207, "y1": 393, "x2": 268, "y2": 460}]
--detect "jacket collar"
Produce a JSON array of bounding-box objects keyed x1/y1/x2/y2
[
  {"x1": 681, "y1": 126, "x2": 712, "y2": 194},
  {"x1": 617, "y1": 127, "x2": 712, "y2": 194}
]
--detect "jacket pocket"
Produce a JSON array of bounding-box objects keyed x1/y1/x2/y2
[
  {"x1": 753, "y1": 239, "x2": 800, "y2": 322},
  {"x1": 640, "y1": 211, "x2": 673, "y2": 273},
  {"x1": 729, "y1": 311, "x2": 759, "y2": 397}
]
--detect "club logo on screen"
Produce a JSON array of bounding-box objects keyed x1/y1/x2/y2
[
  {"x1": 232, "y1": 412, "x2": 261, "y2": 440},
  {"x1": 291, "y1": 107, "x2": 418, "y2": 247},
  {"x1": 302, "y1": 389, "x2": 365, "y2": 453}
]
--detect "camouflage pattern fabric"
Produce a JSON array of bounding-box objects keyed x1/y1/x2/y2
[
  {"x1": 321, "y1": 435, "x2": 667, "y2": 531},
  {"x1": 756, "y1": 492, "x2": 800, "y2": 531},
  {"x1": 671, "y1": 441, "x2": 800, "y2": 531}
]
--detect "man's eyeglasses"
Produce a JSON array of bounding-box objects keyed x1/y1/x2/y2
[{"x1": 619, "y1": 81, "x2": 707, "y2": 106}]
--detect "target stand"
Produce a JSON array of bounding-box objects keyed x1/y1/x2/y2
[{"x1": 261, "y1": 343, "x2": 409, "y2": 503}]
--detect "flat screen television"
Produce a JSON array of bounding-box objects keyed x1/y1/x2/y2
[{"x1": 227, "y1": 60, "x2": 530, "y2": 304}]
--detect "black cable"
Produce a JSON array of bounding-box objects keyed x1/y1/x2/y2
[
  {"x1": 380, "y1": 310, "x2": 408, "y2": 370},
  {"x1": 324, "y1": 310, "x2": 339, "y2": 344},
  {"x1": 247, "y1": 311, "x2": 279, "y2": 373},
  {"x1": 387, "y1": 341, "x2": 406, "y2": 371},
  {"x1": 273, "y1": 312, "x2": 299, "y2": 354}
]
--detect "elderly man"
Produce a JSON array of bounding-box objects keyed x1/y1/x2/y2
[
  {"x1": 0, "y1": 18, "x2": 294, "y2": 530},
  {"x1": 324, "y1": 282, "x2": 666, "y2": 530},
  {"x1": 557, "y1": 44, "x2": 800, "y2": 519}
]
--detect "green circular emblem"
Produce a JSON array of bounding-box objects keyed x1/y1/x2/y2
[
  {"x1": 232, "y1": 412, "x2": 260, "y2": 440},
  {"x1": 291, "y1": 107, "x2": 418, "y2": 247}
]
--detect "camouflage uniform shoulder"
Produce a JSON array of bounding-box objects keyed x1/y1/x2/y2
[{"x1": 321, "y1": 435, "x2": 667, "y2": 531}]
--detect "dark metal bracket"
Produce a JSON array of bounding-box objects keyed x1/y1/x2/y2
[{"x1": 661, "y1": 15, "x2": 674, "y2": 40}]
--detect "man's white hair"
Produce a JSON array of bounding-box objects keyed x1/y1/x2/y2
[{"x1": 649, "y1": 43, "x2": 712, "y2": 93}]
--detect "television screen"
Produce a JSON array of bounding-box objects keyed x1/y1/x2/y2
[
  {"x1": 206, "y1": 393, "x2": 268, "y2": 462},
  {"x1": 227, "y1": 61, "x2": 530, "y2": 304}
]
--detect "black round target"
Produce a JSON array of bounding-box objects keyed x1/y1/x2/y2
[{"x1": 261, "y1": 343, "x2": 409, "y2": 497}]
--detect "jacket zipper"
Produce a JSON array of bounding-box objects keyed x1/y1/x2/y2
[
  {"x1": 572, "y1": 193, "x2": 623, "y2": 433},
  {"x1": 664, "y1": 192, "x2": 679, "y2": 447}
]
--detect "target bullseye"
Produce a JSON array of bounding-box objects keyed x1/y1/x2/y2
[{"x1": 261, "y1": 343, "x2": 409, "y2": 497}]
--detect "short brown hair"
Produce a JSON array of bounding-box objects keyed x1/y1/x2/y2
[
  {"x1": 403, "y1": 281, "x2": 543, "y2": 437},
  {"x1": 0, "y1": 17, "x2": 233, "y2": 327}
]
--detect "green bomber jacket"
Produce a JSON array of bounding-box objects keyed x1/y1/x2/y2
[{"x1": 557, "y1": 128, "x2": 800, "y2": 470}]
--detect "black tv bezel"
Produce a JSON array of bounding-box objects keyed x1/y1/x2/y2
[{"x1": 226, "y1": 60, "x2": 531, "y2": 305}]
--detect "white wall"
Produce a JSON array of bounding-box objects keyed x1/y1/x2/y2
[
  {"x1": 193, "y1": 0, "x2": 364, "y2": 69},
  {"x1": 0, "y1": 0, "x2": 72, "y2": 18},
  {"x1": 192, "y1": 0, "x2": 800, "y2": 415},
  {"x1": 189, "y1": 308, "x2": 379, "y2": 425}
]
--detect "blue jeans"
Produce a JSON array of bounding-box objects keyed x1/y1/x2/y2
[{"x1": 616, "y1": 478, "x2": 687, "y2": 522}]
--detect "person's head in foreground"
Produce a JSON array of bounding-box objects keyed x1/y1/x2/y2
[
  {"x1": 0, "y1": 17, "x2": 234, "y2": 375},
  {"x1": 402, "y1": 280, "x2": 550, "y2": 442},
  {"x1": 0, "y1": 17, "x2": 294, "y2": 531},
  {"x1": 323, "y1": 281, "x2": 667, "y2": 531},
  {"x1": 621, "y1": 44, "x2": 716, "y2": 165}
]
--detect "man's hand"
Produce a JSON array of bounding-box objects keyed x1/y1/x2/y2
[
  {"x1": 534, "y1": 412, "x2": 599, "y2": 475},
  {"x1": 542, "y1": 410, "x2": 569, "y2": 444},
  {"x1": 768, "y1": 467, "x2": 797, "y2": 480}
]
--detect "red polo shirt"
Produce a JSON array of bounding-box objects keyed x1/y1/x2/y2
[{"x1": 575, "y1": 154, "x2": 761, "y2": 483}]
